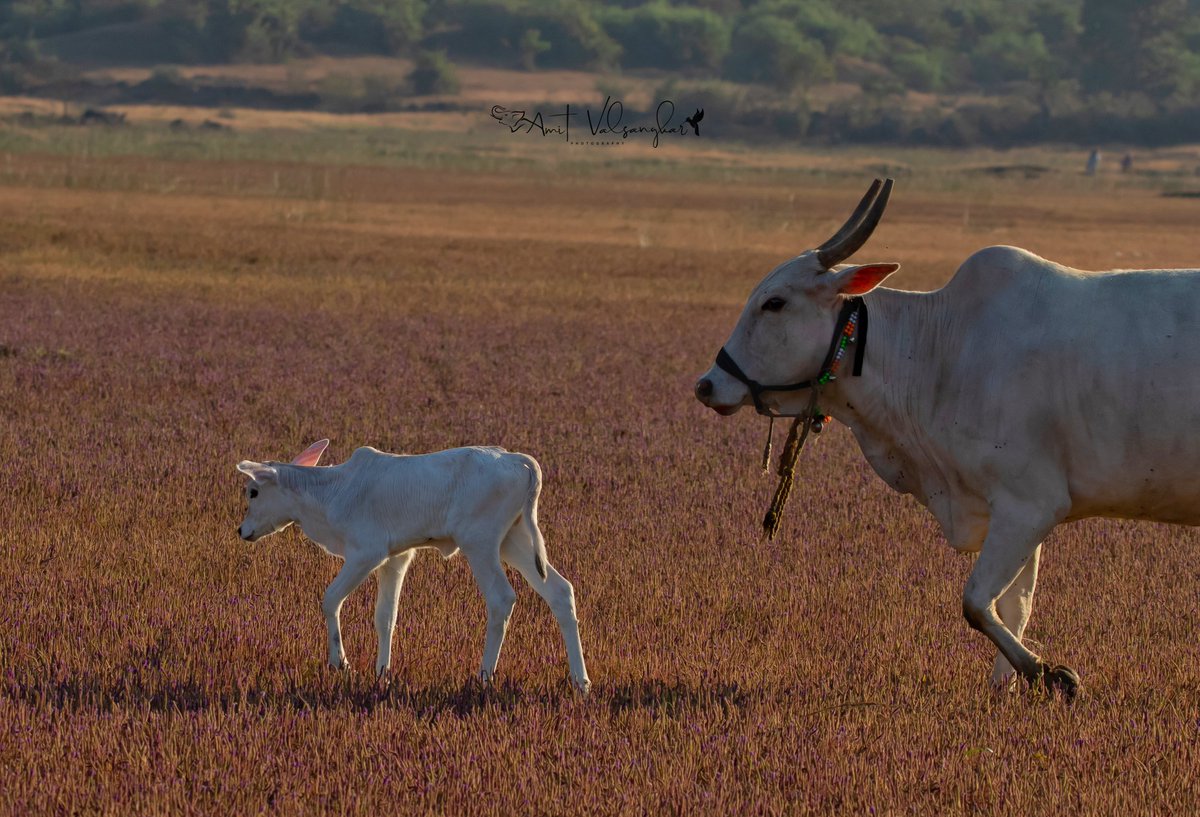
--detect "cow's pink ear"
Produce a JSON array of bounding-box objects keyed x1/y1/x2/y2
[
  {"x1": 835, "y1": 263, "x2": 900, "y2": 295},
  {"x1": 291, "y1": 439, "x2": 330, "y2": 467}
]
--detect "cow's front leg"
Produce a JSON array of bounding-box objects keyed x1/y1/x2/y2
[
  {"x1": 963, "y1": 501, "x2": 1077, "y2": 699},
  {"x1": 322, "y1": 554, "x2": 382, "y2": 670},
  {"x1": 374, "y1": 551, "x2": 415, "y2": 677},
  {"x1": 991, "y1": 543, "x2": 1041, "y2": 691}
]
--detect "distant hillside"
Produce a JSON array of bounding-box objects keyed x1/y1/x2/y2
[{"x1": 4, "y1": 0, "x2": 1200, "y2": 147}]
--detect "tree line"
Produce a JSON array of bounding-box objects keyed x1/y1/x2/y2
[{"x1": 3, "y1": 0, "x2": 1200, "y2": 146}]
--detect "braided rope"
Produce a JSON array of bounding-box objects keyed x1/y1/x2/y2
[
  {"x1": 762, "y1": 386, "x2": 822, "y2": 539},
  {"x1": 756, "y1": 301, "x2": 861, "y2": 538}
]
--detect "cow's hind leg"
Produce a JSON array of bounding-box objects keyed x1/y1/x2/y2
[
  {"x1": 991, "y1": 543, "x2": 1041, "y2": 691},
  {"x1": 463, "y1": 539, "x2": 517, "y2": 683},
  {"x1": 374, "y1": 551, "x2": 416, "y2": 677},
  {"x1": 964, "y1": 502, "x2": 1077, "y2": 699},
  {"x1": 501, "y1": 522, "x2": 590, "y2": 692}
]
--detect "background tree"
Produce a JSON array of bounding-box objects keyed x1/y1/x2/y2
[
  {"x1": 1079, "y1": 0, "x2": 1198, "y2": 98},
  {"x1": 517, "y1": 27, "x2": 548, "y2": 69},
  {"x1": 724, "y1": 14, "x2": 831, "y2": 91}
]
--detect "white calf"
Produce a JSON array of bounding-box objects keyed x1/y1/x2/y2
[{"x1": 236, "y1": 439, "x2": 590, "y2": 691}]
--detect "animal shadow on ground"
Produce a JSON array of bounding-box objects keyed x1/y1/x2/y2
[{"x1": 4, "y1": 671, "x2": 770, "y2": 719}]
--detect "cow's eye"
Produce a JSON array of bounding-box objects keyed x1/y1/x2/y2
[
  {"x1": 249, "y1": 488, "x2": 258, "y2": 499},
  {"x1": 762, "y1": 297, "x2": 786, "y2": 312}
]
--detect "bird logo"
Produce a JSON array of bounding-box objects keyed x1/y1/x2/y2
[{"x1": 685, "y1": 108, "x2": 704, "y2": 136}]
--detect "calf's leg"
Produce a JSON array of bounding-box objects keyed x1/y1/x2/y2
[
  {"x1": 464, "y1": 542, "x2": 516, "y2": 683},
  {"x1": 374, "y1": 551, "x2": 416, "y2": 677},
  {"x1": 501, "y1": 525, "x2": 590, "y2": 692},
  {"x1": 322, "y1": 554, "x2": 384, "y2": 670}
]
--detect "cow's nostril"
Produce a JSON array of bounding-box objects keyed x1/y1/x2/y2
[{"x1": 695, "y1": 378, "x2": 714, "y2": 399}]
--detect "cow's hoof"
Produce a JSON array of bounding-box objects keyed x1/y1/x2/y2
[
  {"x1": 1040, "y1": 664, "x2": 1080, "y2": 701},
  {"x1": 990, "y1": 676, "x2": 1017, "y2": 696}
]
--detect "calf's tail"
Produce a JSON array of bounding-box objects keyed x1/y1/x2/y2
[{"x1": 522, "y1": 457, "x2": 548, "y2": 581}]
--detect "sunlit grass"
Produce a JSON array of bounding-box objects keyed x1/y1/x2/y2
[{"x1": 0, "y1": 150, "x2": 1198, "y2": 814}]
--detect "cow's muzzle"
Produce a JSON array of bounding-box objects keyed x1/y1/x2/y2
[{"x1": 694, "y1": 373, "x2": 745, "y2": 415}]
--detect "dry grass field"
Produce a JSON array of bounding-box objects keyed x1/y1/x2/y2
[{"x1": 1, "y1": 131, "x2": 1200, "y2": 814}]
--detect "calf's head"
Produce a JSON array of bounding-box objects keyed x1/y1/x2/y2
[
  {"x1": 694, "y1": 179, "x2": 899, "y2": 416},
  {"x1": 236, "y1": 439, "x2": 329, "y2": 542}
]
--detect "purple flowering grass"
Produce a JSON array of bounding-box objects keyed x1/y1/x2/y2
[{"x1": 0, "y1": 156, "x2": 1198, "y2": 814}]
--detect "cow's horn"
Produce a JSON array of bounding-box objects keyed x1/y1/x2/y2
[{"x1": 816, "y1": 178, "x2": 894, "y2": 269}]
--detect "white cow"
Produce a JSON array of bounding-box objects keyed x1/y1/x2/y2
[
  {"x1": 236, "y1": 440, "x2": 590, "y2": 691},
  {"x1": 695, "y1": 178, "x2": 1200, "y2": 698}
]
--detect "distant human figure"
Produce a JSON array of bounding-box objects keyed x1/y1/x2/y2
[
  {"x1": 1121, "y1": 153, "x2": 1133, "y2": 173},
  {"x1": 1086, "y1": 149, "x2": 1101, "y2": 176}
]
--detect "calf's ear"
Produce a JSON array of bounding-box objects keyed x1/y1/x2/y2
[
  {"x1": 828, "y1": 262, "x2": 900, "y2": 296},
  {"x1": 291, "y1": 439, "x2": 330, "y2": 467},
  {"x1": 237, "y1": 461, "x2": 278, "y2": 483}
]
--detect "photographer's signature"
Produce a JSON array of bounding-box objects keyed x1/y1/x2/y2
[{"x1": 490, "y1": 97, "x2": 702, "y2": 148}]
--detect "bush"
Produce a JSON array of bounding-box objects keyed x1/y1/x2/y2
[
  {"x1": 0, "y1": 64, "x2": 28, "y2": 94},
  {"x1": 300, "y1": 1, "x2": 426, "y2": 55},
  {"x1": 408, "y1": 50, "x2": 460, "y2": 96},
  {"x1": 656, "y1": 77, "x2": 742, "y2": 121},
  {"x1": 724, "y1": 15, "x2": 831, "y2": 91},
  {"x1": 971, "y1": 30, "x2": 1050, "y2": 86},
  {"x1": 317, "y1": 73, "x2": 408, "y2": 112},
  {"x1": 598, "y1": 2, "x2": 731, "y2": 71},
  {"x1": 317, "y1": 74, "x2": 361, "y2": 112},
  {"x1": 861, "y1": 72, "x2": 906, "y2": 97},
  {"x1": 0, "y1": 35, "x2": 39, "y2": 66},
  {"x1": 754, "y1": 0, "x2": 882, "y2": 59},
  {"x1": 429, "y1": 0, "x2": 619, "y2": 70},
  {"x1": 652, "y1": 79, "x2": 814, "y2": 142},
  {"x1": 139, "y1": 65, "x2": 193, "y2": 95},
  {"x1": 889, "y1": 50, "x2": 948, "y2": 92},
  {"x1": 519, "y1": 28, "x2": 550, "y2": 70},
  {"x1": 955, "y1": 97, "x2": 1041, "y2": 144},
  {"x1": 768, "y1": 104, "x2": 811, "y2": 139}
]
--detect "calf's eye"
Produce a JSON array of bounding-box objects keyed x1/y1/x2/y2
[
  {"x1": 249, "y1": 488, "x2": 259, "y2": 499},
  {"x1": 762, "y1": 297, "x2": 786, "y2": 312}
]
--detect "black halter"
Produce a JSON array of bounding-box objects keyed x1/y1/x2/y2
[{"x1": 713, "y1": 297, "x2": 868, "y2": 418}]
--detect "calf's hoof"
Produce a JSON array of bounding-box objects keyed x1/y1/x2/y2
[
  {"x1": 1038, "y1": 664, "x2": 1080, "y2": 701},
  {"x1": 573, "y1": 677, "x2": 592, "y2": 695}
]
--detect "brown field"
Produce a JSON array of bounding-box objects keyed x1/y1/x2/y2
[{"x1": 1, "y1": 137, "x2": 1200, "y2": 815}]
